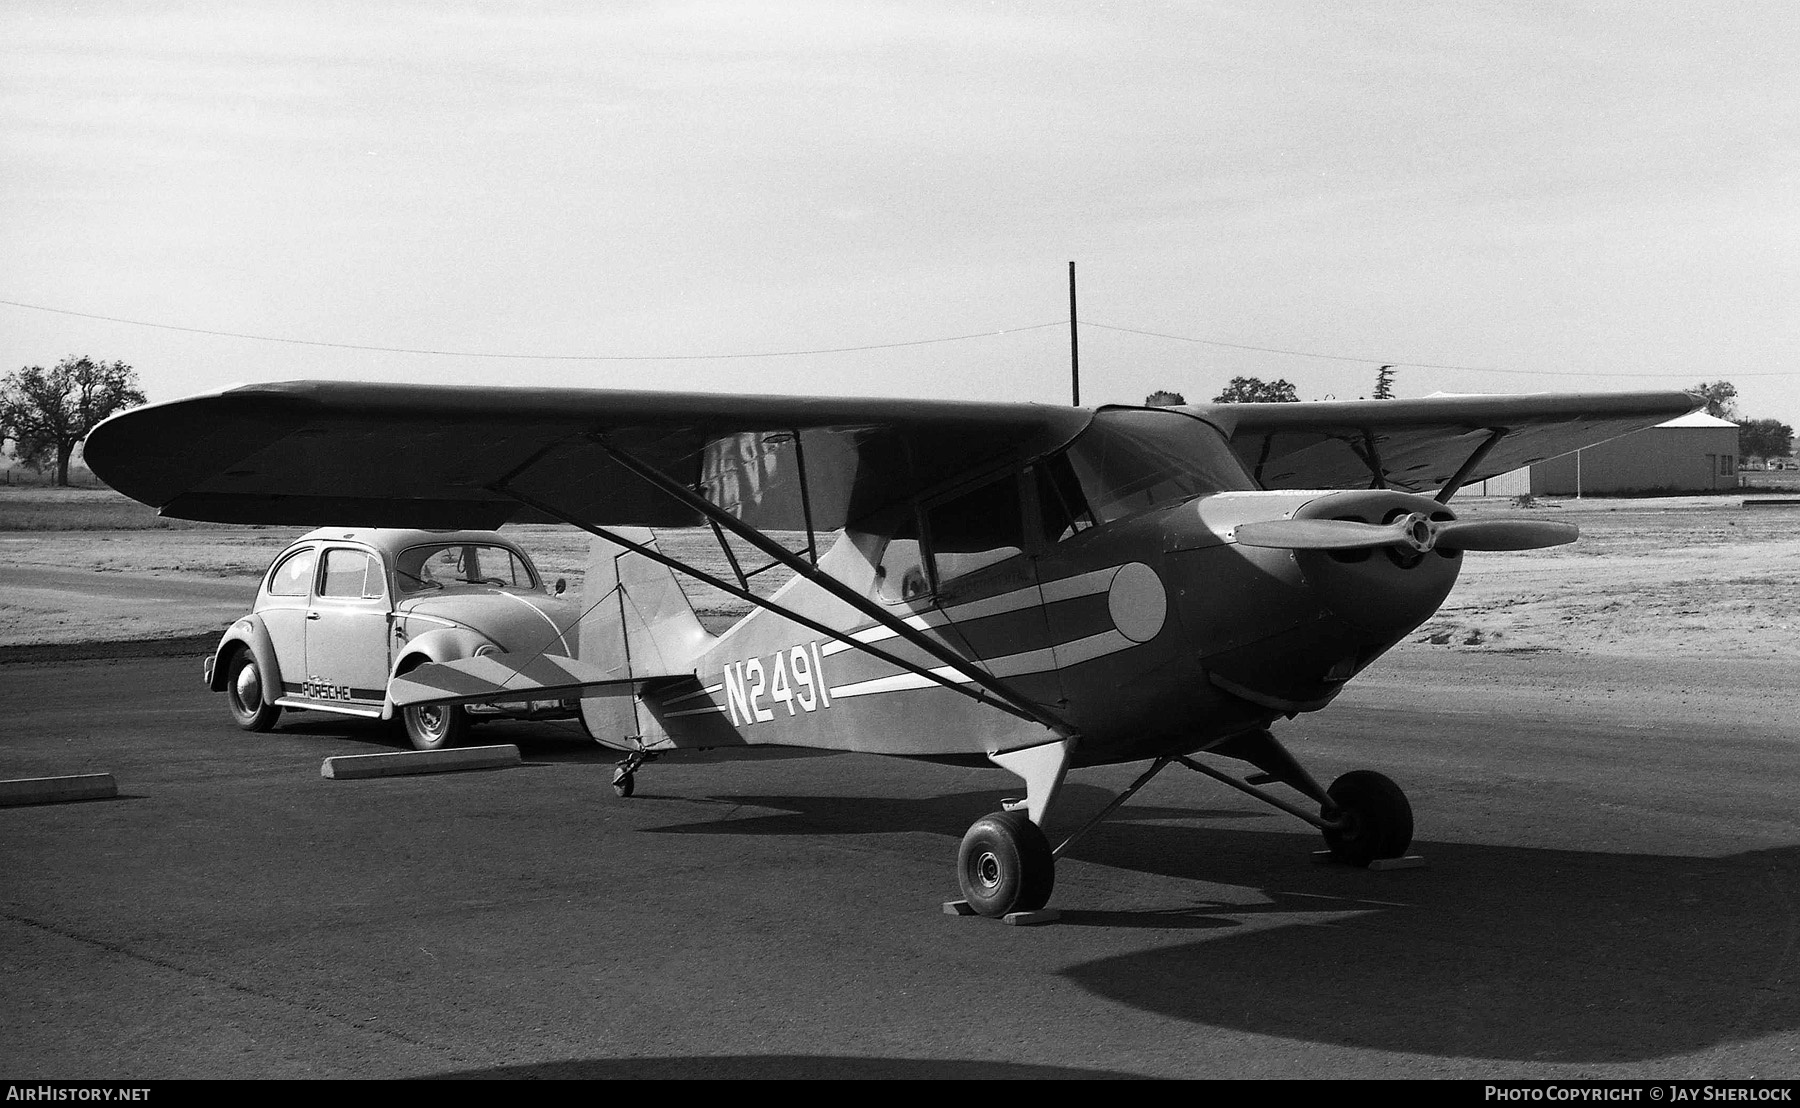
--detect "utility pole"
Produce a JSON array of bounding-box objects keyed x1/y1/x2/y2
[{"x1": 1068, "y1": 261, "x2": 1080, "y2": 406}]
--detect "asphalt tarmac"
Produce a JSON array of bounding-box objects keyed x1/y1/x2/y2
[{"x1": 2, "y1": 646, "x2": 1796, "y2": 1080}]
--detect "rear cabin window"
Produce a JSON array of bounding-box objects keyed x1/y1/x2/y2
[
  {"x1": 267, "y1": 548, "x2": 317, "y2": 597},
  {"x1": 874, "y1": 518, "x2": 929, "y2": 603}
]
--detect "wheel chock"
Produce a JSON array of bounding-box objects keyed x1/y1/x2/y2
[
  {"x1": 0, "y1": 773, "x2": 118, "y2": 807},
  {"x1": 941, "y1": 900, "x2": 1061, "y2": 925},
  {"x1": 321, "y1": 744, "x2": 521, "y2": 780},
  {"x1": 1310, "y1": 850, "x2": 1427, "y2": 869}
]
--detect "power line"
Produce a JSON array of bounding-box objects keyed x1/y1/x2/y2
[
  {"x1": 5, "y1": 294, "x2": 1786, "y2": 379},
  {"x1": 0, "y1": 298, "x2": 1065, "y2": 361},
  {"x1": 1084, "y1": 320, "x2": 1794, "y2": 378}
]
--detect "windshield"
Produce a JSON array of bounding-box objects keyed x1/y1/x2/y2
[
  {"x1": 1058, "y1": 409, "x2": 1256, "y2": 525},
  {"x1": 395, "y1": 543, "x2": 538, "y2": 595}
]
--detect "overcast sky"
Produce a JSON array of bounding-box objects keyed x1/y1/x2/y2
[{"x1": 4, "y1": 2, "x2": 1796, "y2": 419}]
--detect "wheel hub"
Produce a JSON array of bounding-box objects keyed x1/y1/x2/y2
[
  {"x1": 234, "y1": 664, "x2": 259, "y2": 706},
  {"x1": 974, "y1": 851, "x2": 1001, "y2": 890}
]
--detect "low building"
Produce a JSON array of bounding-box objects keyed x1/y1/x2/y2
[{"x1": 1526, "y1": 412, "x2": 1738, "y2": 496}]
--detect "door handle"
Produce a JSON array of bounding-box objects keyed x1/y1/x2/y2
[{"x1": 306, "y1": 612, "x2": 322, "y2": 620}]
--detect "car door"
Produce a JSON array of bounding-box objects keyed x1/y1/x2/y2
[
  {"x1": 304, "y1": 545, "x2": 392, "y2": 704},
  {"x1": 258, "y1": 544, "x2": 317, "y2": 696}
]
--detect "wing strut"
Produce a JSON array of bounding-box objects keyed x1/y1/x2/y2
[
  {"x1": 582, "y1": 438, "x2": 1076, "y2": 738},
  {"x1": 1436, "y1": 428, "x2": 1508, "y2": 503},
  {"x1": 494, "y1": 481, "x2": 1075, "y2": 738}
]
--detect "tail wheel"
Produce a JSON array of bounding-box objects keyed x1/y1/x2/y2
[
  {"x1": 1320, "y1": 770, "x2": 1413, "y2": 866},
  {"x1": 402, "y1": 701, "x2": 470, "y2": 751},
  {"x1": 223, "y1": 648, "x2": 280, "y2": 733},
  {"x1": 957, "y1": 810, "x2": 1055, "y2": 918}
]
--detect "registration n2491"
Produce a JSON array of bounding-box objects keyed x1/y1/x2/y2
[{"x1": 722, "y1": 642, "x2": 831, "y2": 727}]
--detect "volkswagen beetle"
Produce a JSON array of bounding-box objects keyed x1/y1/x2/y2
[{"x1": 203, "y1": 527, "x2": 583, "y2": 749}]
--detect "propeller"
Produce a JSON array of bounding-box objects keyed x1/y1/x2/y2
[{"x1": 1233, "y1": 514, "x2": 1576, "y2": 554}]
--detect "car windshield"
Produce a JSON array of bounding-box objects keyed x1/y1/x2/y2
[{"x1": 395, "y1": 543, "x2": 538, "y2": 595}]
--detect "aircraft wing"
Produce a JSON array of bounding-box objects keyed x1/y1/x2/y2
[
  {"x1": 1193, "y1": 391, "x2": 1701, "y2": 494},
  {"x1": 84, "y1": 380, "x2": 1093, "y2": 531}
]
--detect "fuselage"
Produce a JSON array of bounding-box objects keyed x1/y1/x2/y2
[{"x1": 607, "y1": 408, "x2": 1465, "y2": 768}]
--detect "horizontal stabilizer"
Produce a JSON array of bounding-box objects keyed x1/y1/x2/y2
[{"x1": 390, "y1": 653, "x2": 659, "y2": 709}]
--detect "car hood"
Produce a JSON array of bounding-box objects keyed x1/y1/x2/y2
[{"x1": 396, "y1": 589, "x2": 583, "y2": 656}]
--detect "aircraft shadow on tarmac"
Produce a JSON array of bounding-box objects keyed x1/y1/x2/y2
[
  {"x1": 441, "y1": 1056, "x2": 1147, "y2": 1080},
  {"x1": 640, "y1": 783, "x2": 1800, "y2": 1064}
]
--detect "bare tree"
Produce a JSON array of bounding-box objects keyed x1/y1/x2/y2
[{"x1": 1, "y1": 356, "x2": 147, "y2": 486}]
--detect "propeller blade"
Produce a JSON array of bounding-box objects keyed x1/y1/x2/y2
[
  {"x1": 1431, "y1": 519, "x2": 1577, "y2": 551},
  {"x1": 1232, "y1": 518, "x2": 1409, "y2": 550}
]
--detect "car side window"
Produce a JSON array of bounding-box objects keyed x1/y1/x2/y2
[
  {"x1": 267, "y1": 548, "x2": 316, "y2": 597},
  {"x1": 319, "y1": 549, "x2": 383, "y2": 600}
]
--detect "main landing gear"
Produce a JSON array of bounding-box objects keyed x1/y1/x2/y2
[{"x1": 949, "y1": 729, "x2": 1416, "y2": 923}]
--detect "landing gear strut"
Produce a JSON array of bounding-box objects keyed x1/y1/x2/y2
[{"x1": 611, "y1": 749, "x2": 655, "y2": 798}]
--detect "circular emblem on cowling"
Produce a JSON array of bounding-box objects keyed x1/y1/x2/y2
[{"x1": 1108, "y1": 562, "x2": 1168, "y2": 643}]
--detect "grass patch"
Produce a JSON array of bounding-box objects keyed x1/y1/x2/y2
[{"x1": 0, "y1": 486, "x2": 274, "y2": 532}]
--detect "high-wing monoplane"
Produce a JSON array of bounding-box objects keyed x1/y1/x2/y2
[{"x1": 86, "y1": 382, "x2": 1695, "y2": 920}]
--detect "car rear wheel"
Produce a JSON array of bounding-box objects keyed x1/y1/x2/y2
[
  {"x1": 224, "y1": 648, "x2": 280, "y2": 732},
  {"x1": 402, "y1": 702, "x2": 470, "y2": 751}
]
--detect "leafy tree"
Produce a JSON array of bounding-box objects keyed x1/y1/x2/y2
[
  {"x1": 1691, "y1": 380, "x2": 1739, "y2": 421},
  {"x1": 1144, "y1": 390, "x2": 1186, "y2": 406},
  {"x1": 1737, "y1": 417, "x2": 1794, "y2": 463},
  {"x1": 0, "y1": 356, "x2": 147, "y2": 486},
  {"x1": 1212, "y1": 376, "x2": 1298, "y2": 403}
]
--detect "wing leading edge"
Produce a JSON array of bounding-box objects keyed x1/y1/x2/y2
[{"x1": 1193, "y1": 391, "x2": 1700, "y2": 495}]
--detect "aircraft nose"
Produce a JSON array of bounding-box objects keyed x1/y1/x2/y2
[{"x1": 1279, "y1": 490, "x2": 1462, "y2": 638}]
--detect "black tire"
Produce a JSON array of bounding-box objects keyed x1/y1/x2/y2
[
  {"x1": 1320, "y1": 769, "x2": 1413, "y2": 866},
  {"x1": 402, "y1": 701, "x2": 470, "y2": 751},
  {"x1": 223, "y1": 648, "x2": 280, "y2": 733},
  {"x1": 612, "y1": 768, "x2": 635, "y2": 798},
  {"x1": 957, "y1": 810, "x2": 1055, "y2": 918}
]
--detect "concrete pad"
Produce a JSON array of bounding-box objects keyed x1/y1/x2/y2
[
  {"x1": 0, "y1": 773, "x2": 118, "y2": 807},
  {"x1": 320, "y1": 744, "x2": 521, "y2": 780}
]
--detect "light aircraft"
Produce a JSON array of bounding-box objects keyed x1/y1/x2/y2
[{"x1": 86, "y1": 382, "x2": 1695, "y2": 920}]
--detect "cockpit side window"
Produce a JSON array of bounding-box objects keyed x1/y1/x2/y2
[
  {"x1": 1034, "y1": 454, "x2": 1096, "y2": 543},
  {"x1": 924, "y1": 471, "x2": 1026, "y2": 586}
]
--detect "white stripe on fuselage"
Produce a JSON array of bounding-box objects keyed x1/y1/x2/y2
[
  {"x1": 819, "y1": 565, "x2": 1121, "y2": 656},
  {"x1": 824, "y1": 628, "x2": 1135, "y2": 700}
]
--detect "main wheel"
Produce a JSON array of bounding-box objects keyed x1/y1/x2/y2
[
  {"x1": 957, "y1": 810, "x2": 1055, "y2": 918},
  {"x1": 612, "y1": 767, "x2": 635, "y2": 798},
  {"x1": 402, "y1": 702, "x2": 470, "y2": 751},
  {"x1": 223, "y1": 648, "x2": 280, "y2": 732},
  {"x1": 1320, "y1": 769, "x2": 1413, "y2": 866}
]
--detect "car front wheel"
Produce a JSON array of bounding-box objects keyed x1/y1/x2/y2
[
  {"x1": 224, "y1": 648, "x2": 280, "y2": 732},
  {"x1": 402, "y1": 702, "x2": 470, "y2": 751}
]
